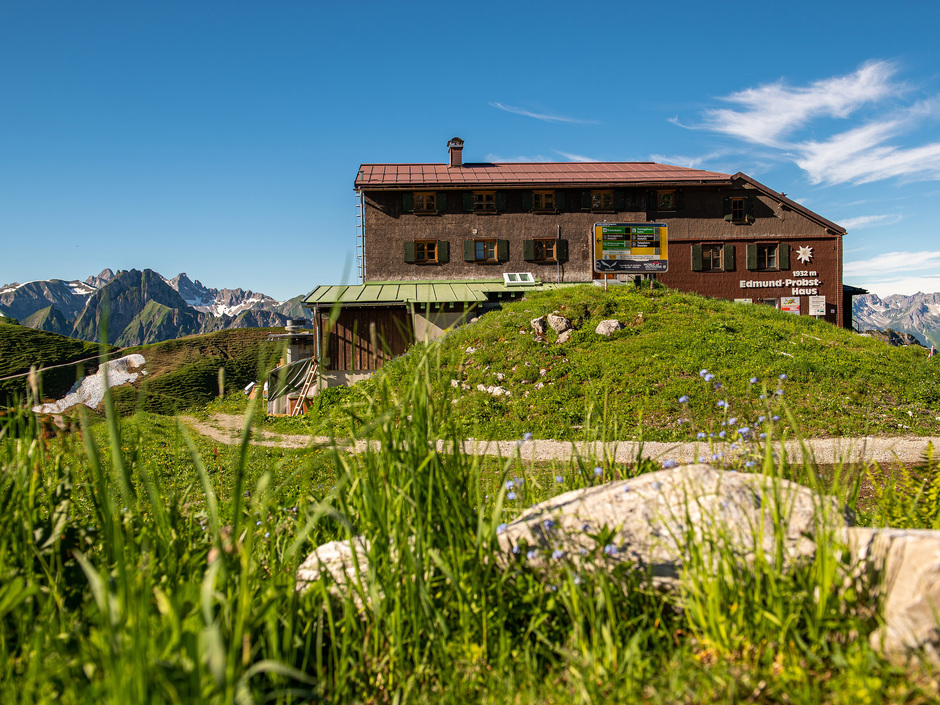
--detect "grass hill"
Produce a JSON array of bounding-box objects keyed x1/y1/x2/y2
[
  {"x1": 0, "y1": 325, "x2": 115, "y2": 405},
  {"x1": 335, "y1": 283, "x2": 940, "y2": 441},
  {"x1": 111, "y1": 327, "x2": 285, "y2": 414}
]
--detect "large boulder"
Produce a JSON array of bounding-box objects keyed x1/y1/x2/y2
[{"x1": 496, "y1": 465, "x2": 846, "y2": 585}]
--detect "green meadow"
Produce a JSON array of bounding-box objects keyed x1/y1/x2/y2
[{"x1": 3, "y1": 284, "x2": 940, "y2": 703}]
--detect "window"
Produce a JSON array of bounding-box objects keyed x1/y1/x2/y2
[
  {"x1": 475, "y1": 239, "x2": 497, "y2": 262},
  {"x1": 746, "y1": 243, "x2": 788, "y2": 271},
  {"x1": 464, "y1": 239, "x2": 508, "y2": 263},
  {"x1": 473, "y1": 191, "x2": 496, "y2": 212},
  {"x1": 730, "y1": 197, "x2": 746, "y2": 222},
  {"x1": 404, "y1": 240, "x2": 449, "y2": 264},
  {"x1": 657, "y1": 190, "x2": 677, "y2": 211},
  {"x1": 702, "y1": 244, "x2": 722, "y2": 272},
  {"x1": 591, "y1": 190, "x2": 614, "y2": 211},
  {"x1": 756, "y1": 244, "x2": 777, "y2": 270},
  {"x1": 532, "y1": 191, "x2": 555, "y2": 211},
  {"x1": 414, "y1": 192, "x2": 436, "y2": 213},
  {"x1": 533, "y1": 239, "x2": 556, "y2": 262},
  {"x1": 415, "y1": 240, "x2": 437, "y2": 263},
  {"x1": 691, "y1": 243, "x2": 734, "y2": 272}
]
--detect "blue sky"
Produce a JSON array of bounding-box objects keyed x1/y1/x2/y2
[{"x1": 3, "y1": 1, "x2": 940, "y2": 300}]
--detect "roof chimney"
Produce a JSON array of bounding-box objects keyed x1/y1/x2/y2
[{"x1": 447, "y1": 137, "x2": 464, "y2": 168}]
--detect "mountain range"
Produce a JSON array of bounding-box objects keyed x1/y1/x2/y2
[
  {"x1": 852, "y1": 292, "x2": 940, "y2": 348},
  {"x1": 0, "y1": 268, "x2": 307, "y2": 346}
]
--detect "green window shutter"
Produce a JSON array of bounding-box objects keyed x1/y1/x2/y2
[
  {"x1": 557, "y1": 239, "x2": 569, "y2": 262},
  {"x1": 462, "y1": 192, "x2": 474, "y2": 212},
  {"x1": 436, "y1": 192, "x2": 447, "y2": 213},
  {"x1": 438, "y1": 240, "x2": 450, "y2": 264},
  {"x1": 521, "y1": 191, "x2": 533, "y2": 212},
  {"x1": 778, "y1": 243, "x2": 789, "y2": 269},
  {"x1": 463, "y1": 240, "x2": 475, "y2": 261},
  {"x1": 613, "y1": 190, "x2": 626, "y2": 211},
  {"x1": 675, "y1": 190, "x2": 684, "y2": 210},
  {"x1": 691, "y1": 244, "x2": 703, "y2": 272},
  {"x1": 648, "y1": 191, "x2": 657, "y2": 210},
  {"x1": 746, "y1": 197, "x2": 755, "y2": 222},
  {"x1": 746, "y1": 244, "x2": 757, "y2": 270},
  {"x1": 495, "y1": 191, "x2": 508, "y2": 211},
  {"x1": 555, "y1": 190, "x2": 566, "y2": 210},
  {"x1": 523, "y1": 239, "x2": 535, "y2": 261},
  {"x1": 403, "y1": 241, "x2": 416, "y2": 263},
  {"x1": 496, "y1": 239, "x2": 509, "y2": 262},
  {"x1": 723, "y1": 197, "x2": 733, "y2": 221},
  {"x1": 403, "y1": 192, "x2": 414, "y2": 213},
  {"x1": 723, "y1": 243, "x2": 735, "y2": 271},
  {"x1": 580, "y1": 190, "x2": 591, "y2": 211}
]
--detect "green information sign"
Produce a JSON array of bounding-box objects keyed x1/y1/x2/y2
[{"x1": 593, "y1": 222, "x2": 669, "y2": 274}]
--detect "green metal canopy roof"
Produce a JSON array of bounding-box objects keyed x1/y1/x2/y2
[{"x1": 303, "y1": 279, "x2": 578, "y2": 307}]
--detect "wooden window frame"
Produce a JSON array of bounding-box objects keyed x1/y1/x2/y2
[
  {"x1": 532, "y1": 191, "x2": 555, "y2": 212},
  {"x1": 657, "y1": 190, "x2": 677, "y2": 211},
  {"x1": 701, "y1": 244, "x2": 722, "y2": 272},
  {"x1": 756, "y1": 244, "x2": 778, "y2": 271},
  {"x1": 472, "y1": 191, "x2": 497, "y2": 213},
  {"x1": 414, "y1": 192, "x2": 437, "y2": 214},
  {"x1": 730, "y1": 197, "x2": 746, "y2": 222},
  {"x1": 474, "y1": 239, "x2": 498, "y2": 262},
  {"x1": 591, "y1": 190, "x2": 614, "y2": 211},
  {"x1": 533, "y1": 238, "x2": 557, "y2": 262},
  {"x1": 415, "y1": 240, "x2": 438, "y2": 264}
]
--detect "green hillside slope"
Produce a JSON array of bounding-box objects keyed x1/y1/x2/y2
[
  {"x1": 112, "y1": 327, "x2": 285, "y2": 414},
  {"x1": 0, "y1": 326, "x2": 115, "y2": 405},
  {"x1": 22, "y1": 305, "x2": 72, "y2": 336},
  {"x1": 354, "y1": 283, "x2": 940, "y2": 441}
]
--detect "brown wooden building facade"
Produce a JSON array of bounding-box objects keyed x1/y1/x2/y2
[{"x1": 352, "y1": 137, "x2": 851, "y2": 327}]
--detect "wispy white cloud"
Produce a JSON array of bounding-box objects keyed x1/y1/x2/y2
[
  {"x1": 844, "y1": 250, "x2": 940, "y2": 277},
  {"x1": 838, "y1": 213, "x2": 903, "y2": 230},
  {"x1": 698, "y1": 61, "x2": 898, "y2": 147},
  {"x1": 679, "y1": 61, "x2": 940, "y2": 185},
  {"x1": 554, "y1": 151, "x2": 597, "y2": 162},
  {"x1": 489, "y1": 102, "x2": 598, "y2": 124},
  {"x1": 649, "y1": 150, "x2": 731, "y2": 169},
  {"x1": 796, "y1": 119, "x2": 940, "y2": 184}
]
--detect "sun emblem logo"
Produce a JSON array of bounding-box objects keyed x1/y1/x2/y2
[{"x1": 796, "y1": 246, "x2": 813, "y2": 264}]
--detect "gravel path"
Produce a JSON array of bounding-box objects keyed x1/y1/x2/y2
[{"x1": 182, "y1": 413, "x2": 940, "y2": 466}]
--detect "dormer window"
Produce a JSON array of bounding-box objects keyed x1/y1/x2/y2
[
  {"x1": 473, "y1": 191, "x2": 496, "y2": 212},
  {"x1": 414, "y1": 192, "x2": 437, "y2": 213}
]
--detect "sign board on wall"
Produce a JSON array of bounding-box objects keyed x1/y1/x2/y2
[
  {"x1": 593, "y1": 223, "x2": 668, "y2": 274},
  {"x1": 808, "y1": 296, "x2": 826, "y2": 316},
  {"x1": 780, "y1": 297, "x2": 801, "y2": 315}
]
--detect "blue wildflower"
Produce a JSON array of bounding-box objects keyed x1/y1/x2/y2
[
  {"x1": 512, "y1": 545, "x2": 521, "y2": 554},
  {"x1": 507, "y1": 491, "x2": 517, "y2": 500},
  {"x1": 662, "y1": 459, "x2": 679, "y2": 469},
  {"x1": 593, "y1": 466, "x2": 603, "y2": 477},
  {"x1": 775, "y1": 389, "x2": 784, "y2": 396},
  {"x1": 737, "y1": 427, "x2": 750, "y2": 436},
  {"x1": 779, "y1": 373, "x2": 788, "y2": 381},
  {"x1": 678, "y1": 395, "x2": 690, "y2": 404},
  {"x1": 750, "y1": 377, "x2": 758, "y2": 384},
  {"x1": 651, "y1": 481, "x2": 663, "y2": 491},
  {"x1": 719, "y1": 431, "x2": 726, "y2": 438},
  {"x1": 526, "y1": 549, "x2": 537, "y2": 560},
  {"x1": 717, "y1": 400, "x2": 727, "y2": 408},
  {"x1": 603, "y1": 544, "x2": 618, "y2": 556},
  {"x1": 555, "y1": 475, "x2": 564, "y2": 484},
  {"x1": 697, "y1": 432, "x2": 706, "y2": 440},
  {"x1": 728, "y1": 417, "x2": 737, "y2": 425},
  {"x1": 745, "y1": 461, "x2": 756, "y2": 468},
  {"x1": 772, "y1": 415, "x2": 780, "y2": 422},
  {"x1": 699, "y1": 368, "x2": 708, "y2": 377},
  {"x1": 758, "y1": 415, "x2": 765, "y2": 423},
  {"x1": 505, "y1": 480, "x2": 515, "y2": 489},
  {"x1": 543, "y1": 519, "x2": 555, "y2": 530},
  {"x1": 496, "y1": 523, "x2": 507, "y2": 535},
  {"x1": 704, "y1": 373, "x2": 715, "y2": 382},
  {"x1": 551, "y1": 550, "x2": 565, "y2": 560},
  {"x1": 523, "y1": 432, "x2": 533, "y2": 441}
]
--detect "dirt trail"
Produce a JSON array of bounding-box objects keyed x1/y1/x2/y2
[{"x1": 181, "y1": 413, "x2": 940, "y2": 466}]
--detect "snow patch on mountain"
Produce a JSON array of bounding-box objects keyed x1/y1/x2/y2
[{"x1": 33, "y1": 354, "x2": 146, "y2": 414}]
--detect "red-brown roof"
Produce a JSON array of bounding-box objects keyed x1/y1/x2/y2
[{"x1": 355, "y1": 161, "x2": 732, "y2": 189}]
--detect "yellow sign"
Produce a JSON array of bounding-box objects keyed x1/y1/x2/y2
[{"x1": 593, "y1": 223, "x2": 668, "y2": 274}]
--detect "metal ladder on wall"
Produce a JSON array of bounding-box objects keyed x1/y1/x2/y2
[{"x1": 291, "y1": 359, "x2": 320, "y2": 417}]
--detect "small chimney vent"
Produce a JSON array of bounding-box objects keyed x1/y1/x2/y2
[{"x1": 447, "y1": 137, "x2": 464, "y2": 168}]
